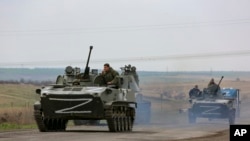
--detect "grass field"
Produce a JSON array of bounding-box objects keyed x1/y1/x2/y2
[
  {"x1": 0, "y1": 84, "x2": 39, "y2": 130},
  {"x1": 0, "y1": 73, "x2": 250, "y2": 131},
  {"x1": 0, "y1": 84, "x2": 39, "y2": 108},
  {"x1": 140, "y1": 74, "x2": 250, "y2": 100}
]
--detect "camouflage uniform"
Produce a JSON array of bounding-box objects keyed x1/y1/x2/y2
[
  {"x1": 189, "y1": 87, "x2": 201, "y2": 98},
  {"x1": 206, "y1": 83, "x2": 220, "y2": 97},
  {"x1": 102, "y1": 67, "x2": 119, "y2": 85},
  {"x1": 208, "y1": 84, "x2": 220, "y2": 92}
]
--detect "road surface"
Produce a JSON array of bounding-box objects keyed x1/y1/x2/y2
[
  {"x1": 0, "y1": 99, "x2": 249, "y2": 141},
  {"x1": 0, "y1": 121, "x2": 231, "y2": 141}
]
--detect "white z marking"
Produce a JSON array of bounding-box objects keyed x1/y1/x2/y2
[
  {"x1": 49, "y1": 98, "x2": 93, "y2": 114},
  {"x1": 200, "y1": 105, "x2": 221, "y2": 115}
]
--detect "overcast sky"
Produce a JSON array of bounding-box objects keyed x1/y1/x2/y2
[{"x1": 1, "y1": 0, "x2": 250, "y2": 71}]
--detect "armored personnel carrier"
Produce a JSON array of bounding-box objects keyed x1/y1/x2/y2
[
  {"x1": 188, "y1": 76, "x2": 238, "y2": 125},
  {"x1": 74, "y1": 64, "x2": 151, "y2": 125},
  {"x1": 34, "y1": 46, "x2": 137, "y2": 132},
  {"x1": 119, "y1": 65, "x2": 151, "y2": 124}
]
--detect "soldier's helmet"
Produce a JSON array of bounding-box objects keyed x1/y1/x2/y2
[
  {"x1": 208, "y1": 78, "x2": 215, "y2": 86},
  {"x1": 131, "y1": 66, "x2": 136, "y2": 71},
  {"x1": 211, "y1": 78, "x2": 214, "y2": 83}
]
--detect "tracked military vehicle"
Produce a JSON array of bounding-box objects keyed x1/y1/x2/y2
[
  {"x1": 34, "y1": 46, "x2": 137, "y2": 132},
  {"x1": 74, "y1": 64, "x2": 151, "y2": 125},
  {"x1": 188, "y1": 76, "x2": 237, "y2": 125},
  {"x1": 120, "y1": 65, "x2": 151, "y2": 124}
]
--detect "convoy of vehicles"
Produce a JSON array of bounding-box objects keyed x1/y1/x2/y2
[{"x1": 32, "y1": 46, "x2": 243, "y2": 134}]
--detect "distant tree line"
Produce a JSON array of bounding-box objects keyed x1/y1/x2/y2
[{"x1": 0, "y1": 78, "x2": 54, "y2": 86}]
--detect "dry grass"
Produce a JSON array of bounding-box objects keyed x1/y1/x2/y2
[
  {"x1": 0, "y1": 84, "x2": 39, "y2": 107},
  {"x1": 0, "y1": 73, "x2": 250, "y2": 131},
  {"x1": 0, "y1": 107, "x2": 34, "y2": 125},
  {"x1": 0, "y1": 84, "x2": 39, "y2": 126},
  {"x1": 140, "y1": 75, "x2": 250, "y2": 100}
]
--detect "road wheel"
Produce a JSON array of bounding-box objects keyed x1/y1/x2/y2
[
  {"x1": 117, "y1": 117, "x2": 121, "y2": 132},
  {"x1": 120, "y1": 117, "x2": 125, "y2": 132},
  {"x1": 34, "y1": 110, "x2": 47, "y2": 132},
  {"x1": 124, "y1": 117, "x2": 128, "y2": 131},
  {"x1": 127, "y1": 116, "x2": 132, "y2": 131},
  {"x1": 106, "y1": 116, "x2": 117, "y2": 132}
]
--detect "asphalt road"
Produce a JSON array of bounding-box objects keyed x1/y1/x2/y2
[{"x1": 0, "y1": 121, "x2": 231, "y2": 141}]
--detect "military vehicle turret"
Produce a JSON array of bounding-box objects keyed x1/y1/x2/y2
[
  {"x1": 188, "y1": 76, "x2": 238, "y2": 125},
  {"x1": 34, "y1": 46, "x2": 137, "y2": 132}
]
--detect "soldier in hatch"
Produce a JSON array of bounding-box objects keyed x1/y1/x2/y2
[
  {"x1": 131, "y1": 66, "x2": 139, "y2": 86},
  {"x1": 189, "y1": 85, "x2": 201, "y2": 98},
  {"x1": 207, "y1": 78, "x2": 220, "y2": 95},
  {"x1": 101, "y1": 63, "x2": 119, "y2": 85}
]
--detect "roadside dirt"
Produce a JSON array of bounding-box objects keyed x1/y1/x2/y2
[{"x1": 171, "y1": 130, "x2": 229, "y2": 141}]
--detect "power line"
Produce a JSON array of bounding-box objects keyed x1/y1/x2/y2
[
  {"x1": 0, "y1": 50, "x2": 250, "y2": 67},
  {"x1": 1, "y1": 18, "x2": 250, "y2": 36}
]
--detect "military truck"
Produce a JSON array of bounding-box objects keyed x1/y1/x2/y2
[
  {"x1": 188, "y1": 76, "x2": 238, "y2": 125},
  {"x1": 34, "y1": 46, "x2": 137, "y2": 132}
]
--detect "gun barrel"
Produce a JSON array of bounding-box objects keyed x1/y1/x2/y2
[
  {"x1": 215, "y1": 76, "x2": 224, "y2": 92},
  {"x1": 85, "y1": 46, "x2": 93, "y2": 69},
  {"x1": 83, "y1": 46, "x2": 93, "y2": 79},
  {"x1": 218, "y1": 76, "x2": 224, "y2": 86}
]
